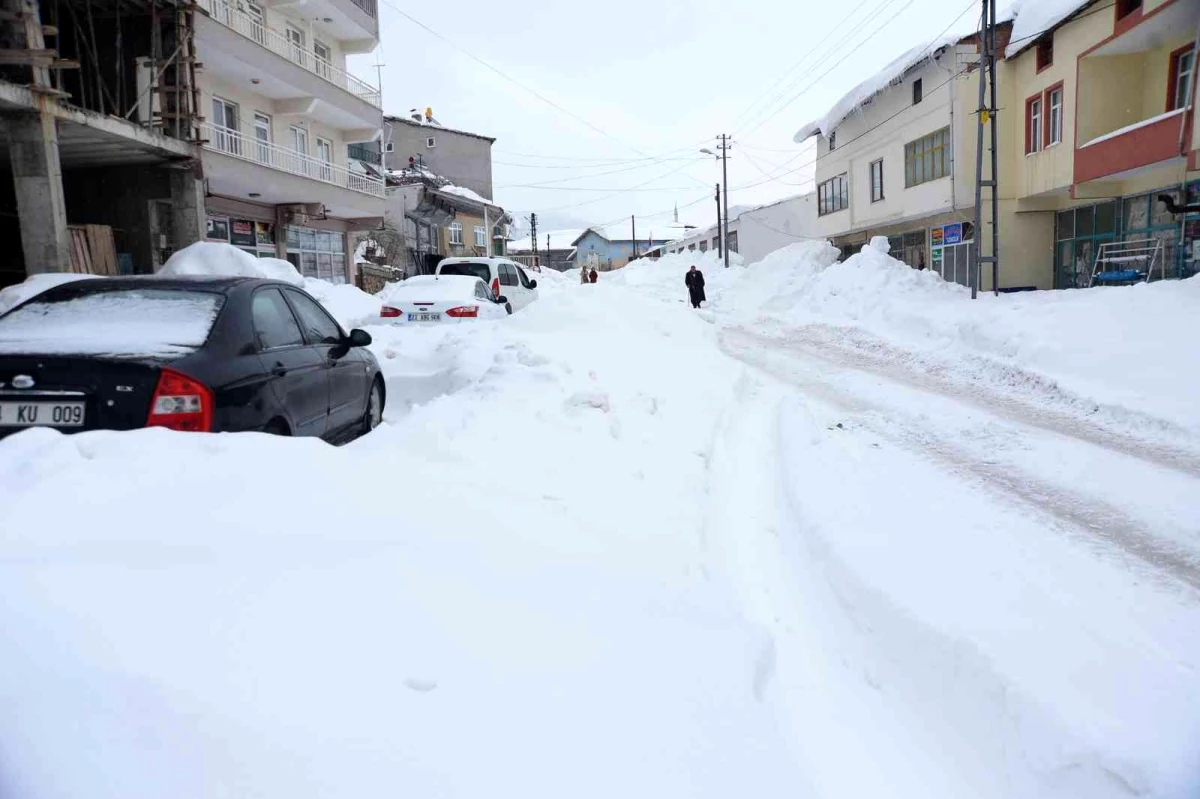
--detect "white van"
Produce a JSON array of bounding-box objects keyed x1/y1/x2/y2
[{"x1": 435, "y1": 257, "x2": 539, "y2": 313}]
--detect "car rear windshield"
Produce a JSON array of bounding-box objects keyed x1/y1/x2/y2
[
  {"x1": 0, "y1": 288, "x2": 225, "y2": 358},
  {"x1": 438, "y1": 263, "x2": 491, "y2": 282}
]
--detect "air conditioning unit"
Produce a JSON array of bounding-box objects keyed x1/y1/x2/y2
[
  {"x1": 280, "y1": 204, "x2": 308, "y2": 224},
  {"x1": 383, "y1": 142, "x2": 395, "y2": 153}
]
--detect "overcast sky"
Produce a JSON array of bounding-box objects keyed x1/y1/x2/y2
[{"x1": 350, "y1": 0, "x2": 984, "y2": 237}]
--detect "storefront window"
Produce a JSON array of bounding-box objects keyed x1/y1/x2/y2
[
  {"x1": 207, "y1": 216, "x2": 276, "y2": 257},
  {"x1": 286, "y1": 225, "x2": 347, "y2": 283},
  {"x1": 1095, "y1": 202, "x2": 1117, "y2": 235},
  {"x1": 1056, "y1": 210, "x2": 1074, "y2": 241}
]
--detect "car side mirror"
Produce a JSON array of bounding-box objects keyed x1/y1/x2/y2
[
  {"x1": 347, "y1": 328, "x2": 372, "y2": 347},
  {"x1": 495, "y1": 295, "x2": 509, "y2": 304},
  {"x1": 529, "y1": 279, "x2": 538, "y2": 289}
]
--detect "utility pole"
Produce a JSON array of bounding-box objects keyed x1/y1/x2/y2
[
  {"x1": 631, "y1": 215, "x2": 637, "y2": 260},
  {"x1": 530, "y1": 212, "x2": 538, "y2": 267},
  {"x1": 715, "y1": 183, "x2": 723, "y2": 260},
  {"x1": 973, "y1": 0, "x2": 1000, "y2": 298},
  {"x1": 717, "y1": 134, "x2": 731, "y2": 268}
]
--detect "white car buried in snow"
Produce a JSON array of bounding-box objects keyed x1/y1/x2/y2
[
  {"x1": 435, "y1": 257, "x2": 538, "y2": 314},
  {"x1": 378, "y1": 275, "x2": 509, "y2": 324}
]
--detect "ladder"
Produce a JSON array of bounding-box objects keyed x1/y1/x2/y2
[{"x1": 1089, "y1": 238, "x2": 1164, "y2": 287}]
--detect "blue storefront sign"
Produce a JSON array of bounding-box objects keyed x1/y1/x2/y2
[{"x1": 943, "y1": 223, "x2": 963, "y2": 245}]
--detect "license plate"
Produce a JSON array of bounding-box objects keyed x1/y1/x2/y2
[
  {"x1": 408, "y1": 313, "x2": 441, "y2": 322},
  {"x1": 0, "y1": 400, "x2": 86, "y2": 428}
]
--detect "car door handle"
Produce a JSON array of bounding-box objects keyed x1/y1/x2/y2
[{"x1": 272, "y1": 362, "x2": 288, "y2": 377}]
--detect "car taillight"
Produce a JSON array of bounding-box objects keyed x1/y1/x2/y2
[
  {"x1": 146, "y1": 368, "x2": 213, "y2": 432},
  {"x1": 491, "y1": 277, "x2": 501, "y2": 297},
  {"x1": 380, "y1": 306, "x2": 402, "y2": 318},
  {"x1": 446, "y1": 305, "x2": 479, "y2": 318}
]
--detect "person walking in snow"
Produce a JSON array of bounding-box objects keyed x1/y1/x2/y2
[
  {"x1": 588, "y1": 268, "x2": 598, "y2": 284},
  {"x1": 685, "y1": 265, "x2": 706, "y2": 309},
  {"x1": 580, "y1": 266, "x2": 589, "y2": 285}
]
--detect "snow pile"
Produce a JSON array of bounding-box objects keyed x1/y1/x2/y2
[
  {"x1": 0, "y1": 281, "x2": 805, "y2": 799},
  {"x1": 604, "y1": 249, "x2": 747, "y2": 303},
  {"x1": 1006, "y1": 0, "x2": 1088, "y2": 58},
  {"x1": 0, "y1": 273, "x2": 101, "y2": 316},
  {"x1": 718, "y1": 236, "x2": 1200, "y2": 431},
  {"x1": 301, "y1": 277, "x2": 381, "y2": 329},
  {"x1": 160, "y1": 242, "x2": 304, "y2": 285},
  {"x1": 439, "y1": 183, "x2": 493, "y2": 205},
  {"x1": 0, "y1": 288, "x2": 223, "y2": 357}
]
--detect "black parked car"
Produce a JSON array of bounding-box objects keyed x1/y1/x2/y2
[{"x1": 0, "y1": 276, "x2": 384, "y2": 442}]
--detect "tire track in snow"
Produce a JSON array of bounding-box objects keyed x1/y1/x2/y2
[
  {"x1": 732, "y1": 323, "x2": 1200, "y2": 480},
  {"x1": 720, "y1": 328, "x2": 1200, "y2": 593}
]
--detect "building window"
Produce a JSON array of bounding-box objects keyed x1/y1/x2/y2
[
  {"x1": 1036, "y1": 35, "x2": 1053, "y2": 71},
  {"x1": 449, "y1": 222, "x2": 463, "y2": 245},
  {"x1": 711, "y1": 236, "x2": 719, "y2": 250},
  {"x1": 1025, "y1": 96, "x2": 1043, "y2": 154},
  {"x1": 474, "y1": 225, "x2": 486, "y2": 247},
  {"x1": 1047, "y1": 85, "x2": 1063, "y2": 145},
  {"x1": 426, "y1": 136, "x2": 437, "y2": 148},
  {"x1": 291, "y1": 125, "x2": 308, "y2": 155},
  {"x1": 211, "y1": 97, "x2": 240, "y2": 155},
  {"x1": 727, "y1": 231, "x2": 738, "y2": 253},
  {"x1": 285, "y1": 226, "x2": 347, "y2": 284},
  {"x1": 1116, "y1": 0, "x2": 1141, "y2": 20},
  {"x1": 869, "y1": 159, "x2": 884, "y2": 202},
  {"x1": 316, "y1": 137, "x2": 333, "y2": 181},
  {"x1": 699, "y1": 240, "x2": 708, "y2": 252},
  {"x1": 912, "y1": 78, "x2": 923, "y2": 105},
  {"x1": 817, "y1": 173, "x2": 849, "y2": 216},
  {"x1": 828, "y1": 131, "x2": 836, "y2": 151},
  {"x1": 904, "y1": 127, "x2": 950, "y2": 186},
  {"x1": 253, "y1": 112, "x2": 271, "y2": 163},
  {"x1": 1169, "y1": 45, "x2": 1195, "y2": 112},
  {"x1": 314, "y1": 40, "x2": 331, "y2": 80}
]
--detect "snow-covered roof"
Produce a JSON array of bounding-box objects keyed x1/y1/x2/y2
[
  {"x1": 572, "y1": 221, "x2": 692, "y2": 246},
  {"x1": 507, "y1": 228, "x2": 586, "y2": 252},
  {"x1": 1005, "y1": 0, "x2": 1090, "y2": 58},
  {"x1": 439, "y1": 183, "x2": 494, "y2": 205},
  {"x1": 793, "y1": 35, "x2": 962, "y2": 143}
]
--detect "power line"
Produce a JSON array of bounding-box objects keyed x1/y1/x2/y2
[{"x1": 732, "y1": 0, "x2": 907, "y2": 133}]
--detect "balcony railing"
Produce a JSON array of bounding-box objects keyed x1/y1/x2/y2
[
  {"x1": 349, "y1": 0, "x2": 376, "y2": 17},
  {"x1": 347, "y1": 142, "x2": 381, "y2": 165},
  {"x1": 200, "y1": 122, "x2": 386, "y2": 198},
  {"x1": 198, "y1": 0, "x2": 382, "y2": 108}
]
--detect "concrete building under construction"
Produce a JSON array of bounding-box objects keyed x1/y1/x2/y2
[{"x1": 0, "y1": 0, "x2": 383, "y2": 287}]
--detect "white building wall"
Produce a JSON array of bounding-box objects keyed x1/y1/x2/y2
[
  {"x1": 661, "y1": 192, "x2": 817, "y2": 264},
  {"x1": 810, "y1": 45, "x2": 977, "y2": 240}
]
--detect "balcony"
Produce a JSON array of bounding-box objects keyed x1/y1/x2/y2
[
  {"x1": 347, "y1": 142, "x2": 381, "y2": 165},
  {"x1": 196, "y1": 0, "x2": 381, "y2": 108},
  {"x1": 1075, "y1": 108, "x2": 1188, "y2": 184},
  {"x1": 200, "y1": 122, "x2": 385, "y2": 199}
]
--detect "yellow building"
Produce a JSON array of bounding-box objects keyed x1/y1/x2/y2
[{"x1": 1000, "y1": 0, "x2": 1199, "y2": 289}]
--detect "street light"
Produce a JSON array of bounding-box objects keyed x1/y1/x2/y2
[{"x1": 700, "y1": 148, "x2": 715, "y2": 156}]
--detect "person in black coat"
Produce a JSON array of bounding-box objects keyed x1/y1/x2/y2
[{"x1": 685, "y1": 265, "x2": 706, "y2": 309}]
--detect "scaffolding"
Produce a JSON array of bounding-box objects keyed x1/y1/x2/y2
[
  {"x1": 0, "y1": 0, "x2": 201, "y2": 141},
  {"x1": 1089, "y1": 238, "x2": 1165, "y2": 287}
]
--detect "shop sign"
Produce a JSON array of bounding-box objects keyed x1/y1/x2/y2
[
  {"x1": 931, "y1": 227, "x2": 944, "y2": 247},
  {"x1": 206, "y1": 217, "x2": 229, "y2": 241},
  {"x1": 230, "y1": 219, "x2": 256, "y2": 247},
  {"x1": 943, "y1": 223, "x2": 963, "y2": 245},
  {"x1": 932, "y1": 248, "x2": 944, "y2": 267},
  {"x1": 256, "y1": 221, "x2": 275, "y2": 245}
]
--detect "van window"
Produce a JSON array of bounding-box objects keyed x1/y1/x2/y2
[
  {"x1": 500, "y1": 263, "x2": 519, "y2": 286},
  {"x1": 439, "y1": 262, "x2": 491, "y2": 282},
  {"x1": 517, "y1": 266, "x2": 534, "y2": 289}
]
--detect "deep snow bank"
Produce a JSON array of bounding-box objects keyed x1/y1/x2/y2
[
  {"x1": 0, "y1": 278, "x2": 807, "y2": 799},
  {"x1": 711, "y1": 237, "x2": 1200, "y2": 433}
]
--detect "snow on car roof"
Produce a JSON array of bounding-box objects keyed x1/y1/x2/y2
[
  {"x1": 0, "y1": 287, "x2": 225, "y2": 358},
  {"x1": 378, "y1": 275, "x2": 483, "y2": 302}
]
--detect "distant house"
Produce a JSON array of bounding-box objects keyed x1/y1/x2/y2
[
  {"x1": 655, "y1": 192, "x2": 818, "y2": 264},
  {"x1": 570, "y1": 221, "x2": 691, "y2": 271}
]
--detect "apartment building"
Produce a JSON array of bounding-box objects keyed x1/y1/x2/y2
[
  {"x1": 795, "y1": 32, "x2": 1020, "y2": 289},
  {"x1": 1003, "y1": 0, "x2": 1199, "y2": 289},
  {"x1": 192, "y1": 0, "x2": 385, "y2": 283},
  {"x1": 375, "y1": 114, "x2": 496, "y2": 202}
]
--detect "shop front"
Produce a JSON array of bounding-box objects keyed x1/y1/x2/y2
[
  {"x1": 203, "y1": 197, "x2": 352, "y2": 284},
  {"x1": 1054, "y1": 183, "x2": 1199, "y2": 289}
]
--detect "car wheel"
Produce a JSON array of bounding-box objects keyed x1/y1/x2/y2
[
  {"x1": 264, "y1": 418, "x2": 291, "y2": 436},
  {"x1": 362, "y1": 379, "x2": 383, "y2": 434}
]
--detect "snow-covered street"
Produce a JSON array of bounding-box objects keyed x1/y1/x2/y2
[{"x1": 2, "y1": 246, "x2": 1198, "y2": 798}]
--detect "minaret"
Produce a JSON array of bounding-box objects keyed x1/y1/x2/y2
[{"x1": 673, "y1": 203, "x2": 678, "y2": 224}]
